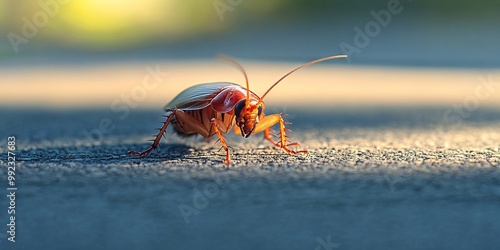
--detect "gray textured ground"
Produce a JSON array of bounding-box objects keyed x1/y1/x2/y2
[{"x1": 0, "y1": 107, "x2": 499, "y2": 250}]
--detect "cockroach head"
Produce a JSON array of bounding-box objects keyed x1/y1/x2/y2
[{"x1": 234, "y1": 99, "x2": 263, "y2": 138}]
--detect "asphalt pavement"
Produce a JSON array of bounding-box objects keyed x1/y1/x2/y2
[{"x1": 0, "y1": 107, "x2": 499, "y2": 250}]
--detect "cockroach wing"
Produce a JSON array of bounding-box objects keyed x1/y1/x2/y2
[{"x1": 164, "y1": 82, "x2": 239, "y2": 111}]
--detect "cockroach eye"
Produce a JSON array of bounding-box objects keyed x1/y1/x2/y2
[
  {"x1": 234, "y1": 100, "x2": 246, "y2": 117},
  {"x1": 257, "y1": 105, "x2": 263, "y2": 116}
]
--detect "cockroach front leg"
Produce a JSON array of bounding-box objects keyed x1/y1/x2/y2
[{"x1": 254, "y1": 114, "x2": 307, "y2": 155}]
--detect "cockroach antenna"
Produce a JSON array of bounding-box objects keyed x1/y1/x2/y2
[
  {"x1": 257, "y1": 54, "x2": 347, "y2": 105},
  {"x1": 217, "y1": 55, "x2": 251, "y2": 107}
]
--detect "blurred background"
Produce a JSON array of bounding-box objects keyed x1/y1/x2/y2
[
  {"x1": 1, "y1": 0, "x2": 499, "y2": 107},
  {"x1": 1, "y1": 2, "x2": 500, "y2": 249},
  {"x1": 1, "y1": 0, "x2": 499, "y2": 65}
]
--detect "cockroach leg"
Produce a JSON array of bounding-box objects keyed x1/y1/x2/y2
[
  {"x1": 276, "y1": 115, "x2": 307, "y2": 155},
  {"x1": 128, "y1": 110, "x2": 176, "y2": 157},
  {"x1": 263, "y1": 128, "x2": 280, "y2": 147},
  {"x1": 254, "y1": 114, "x2": 307, "y2": 155},
  {"x1": 211, "y1": 118, "x2": 231, "y2": 164}
]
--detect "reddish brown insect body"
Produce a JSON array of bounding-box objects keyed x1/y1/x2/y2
[{"x1": 128, "y1": 55, "x2": 347, "y2": 163}]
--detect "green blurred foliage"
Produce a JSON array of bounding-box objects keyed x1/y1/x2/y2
[{"x1": 1, "y1": 0, "x2": 498, "y2": 52}]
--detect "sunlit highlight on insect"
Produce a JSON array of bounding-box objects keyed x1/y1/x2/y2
[{"x1": 128, "y1": 55, "x2": 347, "y2": 163}]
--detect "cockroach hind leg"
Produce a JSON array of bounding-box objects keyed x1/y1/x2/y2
[
  {"x1": 128, "y1": 147, "x2": 154, "y2": 157},
  {"x1": 128, "y1": 111, "x2": 176, "y2": 158}
]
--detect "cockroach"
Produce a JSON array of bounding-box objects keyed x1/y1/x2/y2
[{"x1": 128, "y1": 54, "x2": 347, "y2": 163}]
